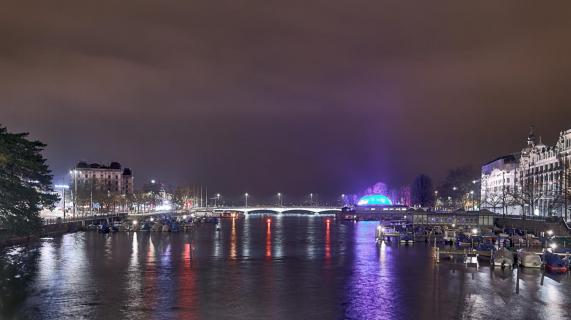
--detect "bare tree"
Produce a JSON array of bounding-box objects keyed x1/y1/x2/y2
[
  {"x1": 482, "y1": 193, "x2": 504, "y2": 215},
  {"x1": 508, "y1": 177, "x2": 545, "y2": 220}
]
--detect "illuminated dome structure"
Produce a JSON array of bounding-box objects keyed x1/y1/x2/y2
[{"x1": 357, "y1": 194, "x2": 393, "y2": 206}]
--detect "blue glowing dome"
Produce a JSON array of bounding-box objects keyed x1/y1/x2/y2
[{"x1": 357, "y1": 194, "x2": 393, "y2": 206}]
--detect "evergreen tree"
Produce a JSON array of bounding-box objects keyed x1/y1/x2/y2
[{"x1": 0, "y1": 126, "x2": 58, "y2": 235}]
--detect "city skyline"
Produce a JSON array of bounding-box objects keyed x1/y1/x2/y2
[{"x1": 2, "y1": 1, "x2": 571, "y2": 195}]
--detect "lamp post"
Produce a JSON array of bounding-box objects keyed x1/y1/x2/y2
[
  {"x1": 434, "y1": 190, "x2": 439, "y2": 210},
  {"x1": 309, "y1": 193, "x2": 313, "y2": 206},
  {"x1": 55, "y1": 184, "x2": 69, "y2": 220},
  {"x1": 277, "y1": 193, "x2": 282, "y2": 206},
  {"x1": 215, "y1": 193, "x2": 221, "y2": 207},
  {"x1": 341, "y1": 194, "x2": 346, "y2": 206},
  {"x1": 244, "y1": 193, "x2": 249, "y2": 207},
  {"x1": 69, "y1": 170, "x2": 78, "y2": 219},
  {"x1": 470, "y1": 190, "x2": 475, "y2": 211}
]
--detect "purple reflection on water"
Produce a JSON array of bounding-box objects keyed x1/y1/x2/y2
[{"x1": 345, "y1": 221, "x2": 401, "y2": 319}]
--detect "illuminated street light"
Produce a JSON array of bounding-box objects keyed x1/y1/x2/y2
[
  {"x1": 151, "y1": 179, "x2": 156, "y2": 184},
  {"x1": 547, "y1": 230, "x2": 554, "y2": 236},
  {"x1": 309, "y1": 193, "x2": 314, "y2": 206},
  {"x1": 244, "y1": 193, "x2": 249, "y2": 207},
  {"x1": 277, "y1": 192, "x2": 282, "y2": 206},
  {"x1": 215, "y1": 193, "x2": 221, "y2": 207}
]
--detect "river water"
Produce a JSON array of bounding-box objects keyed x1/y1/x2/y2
[{"x1": 1, "y1": 215, "x2": 570, "y2": 320}]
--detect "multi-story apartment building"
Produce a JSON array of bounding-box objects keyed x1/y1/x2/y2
[
  {"x1": 481, "y1": 127, "x2": 571, "y2": 220},
  {"x1": 71, "y1": 161, "x2": 134, "y2": 195}
]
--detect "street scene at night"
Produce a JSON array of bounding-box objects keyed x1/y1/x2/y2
[{"x1": 2, "y1": 1, "x2": 571, "y2": 320}]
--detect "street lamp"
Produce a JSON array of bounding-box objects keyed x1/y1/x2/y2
[
  {"x1": 151, "y1": 179, "x2": 156, "y2": 184},
  {"x1": 69, "y1": 169, "x2": 78, "y2": 219},
  {"x1": 55, "y1": 184, "x2": 69, "y2": 220},
  {"x1": 244, "y1": 193, "x2": 249, "y2": 207},
  {"x1": 216, "y1": 193, "x2": 221, "y2": 207},
  {"x1": 341, "y1": 194, "x2": 346, "y2": 206},
  {"x1": 470, "y1": 190, "x2": 475, "y2": 211},
  {"x1": 309, "y1": 193, "x2": 313, "y2": 206},
  {"x1": 277, "y1": 192, "x2": 282, "y2": 206}
]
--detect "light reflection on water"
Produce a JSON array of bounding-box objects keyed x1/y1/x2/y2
[{"x1": 0, "y1": 216, "x2": 570, "y2": 320}]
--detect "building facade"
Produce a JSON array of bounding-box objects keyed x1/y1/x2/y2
[
  {"x1": 72, "y1": 161, "x2": 134, "y2": 195},
  {"x1": 481, "y1": 127, "x2": 571, "y2": 220}
]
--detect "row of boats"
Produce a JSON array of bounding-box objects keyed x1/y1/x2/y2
[
  {"x1": 491, "y1": 247, "x2": 569, "y2": 272},
  {"x1": 376, "y1": 223, "x2": 570, "y2": 273},
  {"x1": 93, "y1": 215, "x2": 222, "y2": 234}
]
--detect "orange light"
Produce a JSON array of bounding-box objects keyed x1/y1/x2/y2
[
  {"x1": 267, "y1": 218, "x2": 271, "y2": 223},
  {"x1": 326, "y1": 219, "x2": 331, "y2": 224}
]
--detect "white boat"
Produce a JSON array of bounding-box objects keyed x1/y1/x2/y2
[
  {"x1": 493, "y1": 247, "x2": 514, "y2": 268},
  {"x1": 518, "y1": 250, "x2": 542, "y2": 268},
  {"x1": 443, "y1": 230, "x2": 457, "y2": 243}
]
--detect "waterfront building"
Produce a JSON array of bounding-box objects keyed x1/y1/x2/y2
[
  {"x1": 480, "y1": 127, "x2": 571, "y2": 219},
  {"x1": 71, "y1": 161, "x2": 134, "y2": 195},
  {"x1": 480, "y1": 155, "x2": 518, "y2": 215}
]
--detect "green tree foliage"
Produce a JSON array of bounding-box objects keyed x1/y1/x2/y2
[
  {"x1": 0, "y1": 126, "x2": 58, "y2": 235},
  {"x1": 411, "y1": 174, "x2": 434, "y2": 207}
]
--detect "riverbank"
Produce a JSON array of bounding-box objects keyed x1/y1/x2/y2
[{"x1": 0, "y1": 222, "x2": 85, "y2": 248}]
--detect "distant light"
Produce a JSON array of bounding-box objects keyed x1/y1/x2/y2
[
  {"x1": 547, "y1": 230, "x2": 554, "y2": 236},
  {"x1": 245, "y1": 193, "x2": 249, "y2": 196},
  {"x1": 326, "y1": 219, "x2": 330, "y2": 224},
  {"x1": 472, "y1": 228, "x2": 478, "y2": 235},
  {"x1": 55, "y1": 184, "x2": 69, "y2": 189},
  {"x1": 470, "y1": 190, "x2": 474, "y2": 194},
  {"x1": 150, "y1": 217, "x2": 154, "y2": 222},
  {"x1": 357, "y1": 194, "x2": 393, "y2": 206},
  {"x1": 451, "y1": 223, "x2": 456, "y2": 228},
  {"x1": 132, "y1": 220, "x2": 138, "y2": 225},
  {"x1": 183, "y1": 215, "x2": 187, "y2": 219},
  {"x1": 550, "y1": 243, "x2": 557, "y2": 250},
  {"x1": 151, "y1": 179, "x2": 156, "y2": 184},
  {"x1": 267, "y1": 218, "x2": 271, "y2": 223}
]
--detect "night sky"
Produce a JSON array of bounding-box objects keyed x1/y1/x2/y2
[{"x1": 2, "y1": 1, "x2": 571, "y2": 198}]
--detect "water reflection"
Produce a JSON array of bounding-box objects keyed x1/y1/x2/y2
[
  {"x1": 265, "y1": 218, "x2": 272, "y2": 259},
  {"x1": 230, "y1": 218, "x2": 237, "y2": 260},
  {"x1": 325, "y1": 219, "x2": 331, "y2": 260},
  {"x1": 1, "y1": 217, "x2": 570, "y2": 320}
]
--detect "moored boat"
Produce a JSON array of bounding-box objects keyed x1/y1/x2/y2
[
  {"x1": 544, "y1": 251, "x2": 569, "y2": 273},
  {"x1": 517, "y1": 250, "x2": 542, "y2": 268},
  {"x1": 492, "y1": 247, "x2": 514, "y2": 268},
  {"x1": 399, "y1": 233, "x2": 414, "y2": 244},
  {"x1": 476, "y1": 243, "x2": 496, "y2": 258}
]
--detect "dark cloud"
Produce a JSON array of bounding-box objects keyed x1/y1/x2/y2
[{"x1": 2, "y1": 1, "x2": 571, "y2": 198}]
